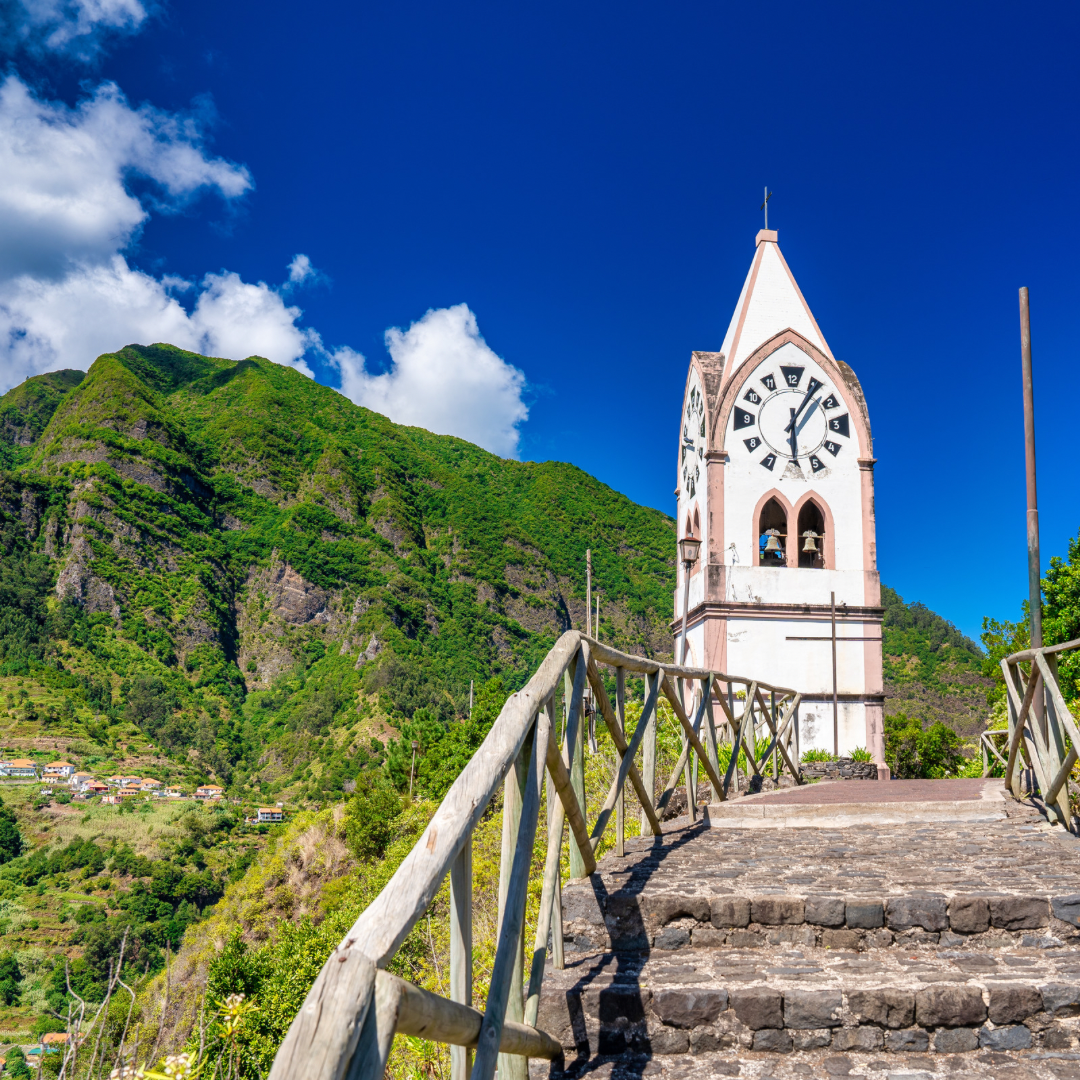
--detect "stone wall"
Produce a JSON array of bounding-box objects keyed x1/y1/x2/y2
[{"x1": 800, "y1": 757, "x2": 878, "y2": 781}]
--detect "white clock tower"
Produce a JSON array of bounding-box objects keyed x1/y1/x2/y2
[{"x1": 675, "y1": 228, "x2": 886, "y2": 770}]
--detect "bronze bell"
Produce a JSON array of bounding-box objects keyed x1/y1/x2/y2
[
  {"x1": 802, "y1": 530, "x2": 820, "y2": 553},
  {"x1": 763, "y1": 529, "x2": 782, "y2": 553}
]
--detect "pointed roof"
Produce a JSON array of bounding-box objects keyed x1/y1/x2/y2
[{"x1": 720, "y1": 230, "x2": 833, "y2": 379}]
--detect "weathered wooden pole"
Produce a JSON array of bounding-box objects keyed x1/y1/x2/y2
[
  {"x1": 1020, "y1": 287, "x2": 1042, "y2": 653},
  {"x1": 615, "y1": 667, "x2": 625, "y2": 856},
  {"x1": 640, "y1": 671, "x2": 657, "y2": 832},
  {"x1": 497, "y1": 726, "x2": 533, "y2": 1080},
  {"x1": 449, "y1": 833, "x2": 472, "y2": 1080},
  {"x1": 1020, "y1": 286, "x2": 1047, "y2": 743}
]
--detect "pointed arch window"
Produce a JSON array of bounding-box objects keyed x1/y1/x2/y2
[
  {"x1": 758, "y1": 498, "x2": 787, "y2": 567},
  {"x1": 797, "y1": 500, "x2": 826, "y2": 569}
]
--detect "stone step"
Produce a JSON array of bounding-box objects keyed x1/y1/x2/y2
[
  {"x1": 537, "y1": 939, "x2": 1080, "y2": 1062},
  {"x1": 536, "y1": 796, "x2": 1080, "y2": 1073}
]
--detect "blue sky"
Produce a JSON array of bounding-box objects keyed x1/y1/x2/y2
[{"x1": 1, "y1": 0, "x2": 1078, "y2": 643}]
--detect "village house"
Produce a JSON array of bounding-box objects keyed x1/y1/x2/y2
[
  {"x1": 70, "y1": 771, "x2": 94, "y2": 790},
  {"x1": 43, "y1": 761, "x2": 75, "y2": 780},
  {"x1": 163, "y1": 786, "x2": 184, "y2": 798},
  {"x1": 255, "y1": 807, "x2": 283, "y2": 823},
  {"x1": 1, "y1": 759, "x2": 38, "y2": 778},
  {"x1": 117, "y1": 786, "x2": 141, "y2": 799},
  {"x1": 138, "y1": 778, "x2": 162, "y2": 791},
  {"x1": 195, "y1": 784, "x2": 224, "y2": 800}
]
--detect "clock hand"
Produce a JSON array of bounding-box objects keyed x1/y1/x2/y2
[
  {"x1": 788, "y1": 408, "x2": 798, "y2": 461},
  {"x1": 784, "y1": 378, "x2": 824, "y2": 433}
]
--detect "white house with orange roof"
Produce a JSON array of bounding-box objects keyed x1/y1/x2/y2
[
  {"x1": 1, "y1": 758, "x2": 38, "y2": 778},
  {"x1": 43, "y1": 761, "x2": 75, "y2": 781},
  {"x1": 195, "y1": 784, "x2": 224, "y2": 800},
  {"x1": 673, "y1": 227, "x2": 885, "y2": 771}
]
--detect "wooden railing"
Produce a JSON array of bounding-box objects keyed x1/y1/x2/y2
[
  {"x1": 267, "y1": 630, "x2": 803, "y2": 1080},
  {"x1": 1000, "y1": 637, "x2": 1080, "y2": 827}
]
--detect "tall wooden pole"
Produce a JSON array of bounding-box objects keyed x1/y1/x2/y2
[
  {"x1": 831, "y1": 592, "x2": 838, "y2": 757},
  {"x1": 1020, "y1": 287, "x2": 1042, "y2": 651}
]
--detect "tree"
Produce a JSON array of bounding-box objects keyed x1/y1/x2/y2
[
  {"x1": 885, "y1": 713, "x2": 964, "y2": 779},
  {"x1": 0, "y1": 795, "x2": 23, "y2": 863},
  {"x1": 345, "y1": 773, "x2": 403, "y2": 861}
]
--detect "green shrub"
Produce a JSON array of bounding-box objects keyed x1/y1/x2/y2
[
  {"x1": 850, "y1": 746, "x2": 873, "y2": 763},
  {"x1": 801, "y1": 748, "x2": 835, "y2": 763},
  {"x1": 0, "y1": 794, "x2": 23, "y2": 862},
  {"x1": 884, "y1": 712, "x2": 964, "y2": 778}
]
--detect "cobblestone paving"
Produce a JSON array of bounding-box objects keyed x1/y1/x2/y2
[{"x1": 535, "y1": 795, "x2": 1080, "y2": 1079}]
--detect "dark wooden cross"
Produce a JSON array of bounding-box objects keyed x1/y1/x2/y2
[
  {"x1": 760, "y1": 187, "x2": 773, "y2": 230},
  {"x1": 786, "y1": 591, "x2": 881, "y2": 756}
]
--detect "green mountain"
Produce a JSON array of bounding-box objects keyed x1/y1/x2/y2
[
  {"x1": 0, "y1": 344, "x2": 677, "y2": 800},
  {"x1": 881, "y1": 584, "x2": 991, "y2": 736}
]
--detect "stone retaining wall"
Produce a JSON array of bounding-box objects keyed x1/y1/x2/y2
[{"x1": 800, "y1": 758, "x2": 879, "y2": 781}]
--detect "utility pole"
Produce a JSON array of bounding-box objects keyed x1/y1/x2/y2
[
  {"x1": 586, "y1": 549, "x2": 592, "y2": 637},
  {"x1": 469, "y1": 679, "x2": 474, "y2": 719},
  {"x1": 1020, "y1": 287, "x2": 1042, "y2": 651},
  {"x1": 409, "y1": 740, "x2": 418, "y2": 800}
]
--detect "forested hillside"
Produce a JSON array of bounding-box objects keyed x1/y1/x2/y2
[
  {"x1": 881, "y1": 584, "x2": 992, "y2": 736},
  {"x1": 0, "y1": 344, "x2": 677, "y2": 803}
]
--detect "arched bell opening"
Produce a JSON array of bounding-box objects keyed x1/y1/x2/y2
[
  {"x1": 758, "y1": 497, "x2": 787, "y2": 567},
  {"x1": 797, "y1": 500, "x2": 826, "y2": 569}
]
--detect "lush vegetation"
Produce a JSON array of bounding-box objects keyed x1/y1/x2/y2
[{"x1": 883, "y1": 711, "x2": 970, "y2": 779}]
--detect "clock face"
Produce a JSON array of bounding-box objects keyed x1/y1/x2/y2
[
  {"x1": 681, "y1": 382, "x2": 706, "y2": 496},
  {"x1": 733, "y1": 363, "x2": 850, "y2": 473}
]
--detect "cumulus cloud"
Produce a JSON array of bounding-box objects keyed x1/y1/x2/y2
[
  {"x1": 330, "y1": 304, "x2": 529, "y2": 458},
  {"x1": 0, "y1": 76, "x2": 532, "y2": 457},
  {"x1": 2, "y1": 0, "x2": 149, "y2": 61},
  {"x1": 0, "y1": 75, "x2": 319, "y2": 388},
  {"x1": 0, "y1": 75, "x2": 250, "y2": 279}
]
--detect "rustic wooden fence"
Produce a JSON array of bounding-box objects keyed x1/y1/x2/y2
[
  {"x1": 267, "y1": 629, "x2": 802, "y2": 1080},
  {"x1": 999, "y1": 637, "x2": 1080, "y2": 827}
]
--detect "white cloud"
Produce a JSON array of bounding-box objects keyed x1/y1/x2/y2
[
  {"x1": 0, "y1": 77, "x2": 532, "y2": 457},
  {"x1": 0, "y1": 257, "x2": 319, "y2": 384},
  {"x1": 3, "y1": 0, "x2": 148, "y2": 60},
  {"x1": 0, "y1": 75, "x2": 318, "y2": 389},
  {"x1": 0, "y1": 75, "x2": 250, "y2": 280},
  {"x1": 330, "y1": 304, "x2": 528, "y2": 458}
]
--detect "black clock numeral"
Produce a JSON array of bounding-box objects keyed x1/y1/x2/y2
[
  {"x1": 760, "y1": 453, "x2": 777, "y2": 471},
  {"x1": 780, "y1": 365, "x2": 805, "y2": 388},
  {"x1": 822, "y1": 393, "x2": 840, "y2": 410},
  {"x1": 743, "y1": 436, "x2": 761, "y2": 452},
  {"x1": 760, "y1": 373, "x2": 776, "y2": 391},
  {"x1": 734, "y1": 408, "x2": 755, "y2": 430},
  {"x1": 828, "y1": 413, "x2": 850, "y2": 437},
  {"x1": 743, "y1": 388, "x2": 761, "y2": 405},
  {"x1": 809, "y1": 455, "x2": 826, "y2": 473},
  {"x1": 699, "y1": 418, "x2": 705, "y2": 437},
  {"x1": 806, "y1": 377, "x2": 823, "y2": 398},
  {"x1": 824, "y1": 440, "x2": 842, "y2": 456}
]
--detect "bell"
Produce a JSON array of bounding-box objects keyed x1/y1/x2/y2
[
  {"x1": 802, "y1": 530, "x2": 820, "y2": 553},
  {"x1": 764, "y1": 534, "x2": 782, "y2": 553}
]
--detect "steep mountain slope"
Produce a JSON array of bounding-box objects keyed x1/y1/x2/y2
[
  {"x1": 881, "y1": 584, "x2": 991, "y2": 735},
  {"x1": 0, "y1": 345, "x2": 677, "y2": 798}
]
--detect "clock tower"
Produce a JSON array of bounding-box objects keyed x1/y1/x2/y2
[{"x1": 675, "y1": 228, "x2": 886, "y2": 770}]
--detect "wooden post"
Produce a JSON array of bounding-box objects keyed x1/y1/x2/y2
[
  {"x1": 497, "y1": 726, "x2": 531, "y2": 1080},
  {"x1": 477, "y1": 708, "x2": 551, "y2": 1080},
  {"x1": 566, "y1": 653, "x2": 589, "y2": 880},
  {"x1": 771, "y1": 691, "x2": 778, "y2": 781},
  {"x1": 449, "y1": 832, "x2": 472, "y2": 1080},
  {"x1": 640, "y1": 671, "x2": 657, "y2": 832},
  {"x1": 615, "y1": 667, "x2": 625, "y2": 856},
  {"x1": 703, "y1": 677, "x2": 720, "y2": 802}
]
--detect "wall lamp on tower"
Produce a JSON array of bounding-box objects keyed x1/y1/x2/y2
[{"x1": 678, "y1": 534, "x2": 702, "y2": 665}]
